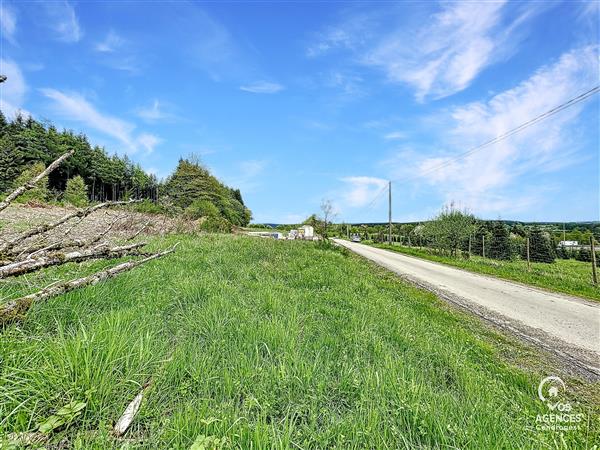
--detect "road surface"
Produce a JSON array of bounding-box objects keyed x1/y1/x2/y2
[{"x1": 334, "y1": 239, "x2": 600, "y2": 375}]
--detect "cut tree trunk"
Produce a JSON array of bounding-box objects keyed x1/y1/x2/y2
[
  {"x1": 0, "y1": 245, "x2": 177, "y2": 326},
  {"x1": 0, "y1": 243, "x2": 147, "y2": 278},
  {"x1": 0, "y1": 150, "x2": 74, "y2": 213}
]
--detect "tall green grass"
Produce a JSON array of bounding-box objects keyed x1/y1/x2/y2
[
  {"x1": 1, "y1": 235, "x2": 598, "y2": 448},
  {"x1": 371, "y1": 242, "x2": 600, "y2": 301}
]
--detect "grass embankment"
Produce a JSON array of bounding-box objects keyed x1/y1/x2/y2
[
  {"x1": 370, "y1": 242, "x2": 600, "y2": 301},
  {"x1": 1, "y1": 235, "x2": 598, "y2": 448}
]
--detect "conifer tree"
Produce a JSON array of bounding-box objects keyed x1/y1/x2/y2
[{"x1": 489, "y1": 222, "x2": 512, "y2": 260}]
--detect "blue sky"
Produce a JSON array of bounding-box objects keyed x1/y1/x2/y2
[{"x1": 1, "y1": 1, "x2": 598, "y2": 223}]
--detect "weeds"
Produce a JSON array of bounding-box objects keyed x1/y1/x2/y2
[{"x1": 1, "y1": 235, "x2": 598, "y2": 448}]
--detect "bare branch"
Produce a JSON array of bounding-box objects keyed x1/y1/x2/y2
[
  {"x1": 0, "y1": 244, "x2": 178, "y2": 325},
  {"x1": 0, "y1": 200, "x2": 140, "y2": 255},
  {"x1": 0, "y1": 150, "x2": 74, "y2": 213},
  {"x1": 0, "y1": 243, "x2": 147, "y2": 278},
  {"x1": 126, "y1": 220, "x2": 152, "y2": 241},
  {"x1": 113, "y1": 381, "x2": 152, "y2": 437}
]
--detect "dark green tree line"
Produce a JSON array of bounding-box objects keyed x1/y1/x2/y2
[{"x1": 0, "y1": 111, "x2": 252, "y2": 227}]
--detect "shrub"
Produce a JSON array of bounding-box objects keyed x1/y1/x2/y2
[
  {"x1": 185, "y1": 199, "x2": 220, "y2": 220},
  {"x1": 576, "y1": 248, "x2": 600, "y2": 266},
  {"x1": 199, "y1": 216, "x2": 232, "y2": 233},
  {"x1": 129, "y1": 199, "x2": 167, "y2": 215},
  {"x1": 64, "y1": 176, "x2": 89, "y2": 207}
]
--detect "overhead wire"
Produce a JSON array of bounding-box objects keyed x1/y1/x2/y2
[{"x1": 355, "y1": 85, "x2": 600, "y2": 216}]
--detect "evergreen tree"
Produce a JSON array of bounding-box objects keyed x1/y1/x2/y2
[
  {"x1": 489, "y1": 222, "x2": 512, "y2": 260},
  {"x1": 64, "y1": 176, "x2": 89, "y2": 207},
  {"x1": 0, "y1": 109, "x2": 252, "y2": 225},
  {"x1": 525, "y1": 228, "x2": 555, "y2": 263}
]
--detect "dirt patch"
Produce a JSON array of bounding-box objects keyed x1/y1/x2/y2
[{"x1": 0, "y1": 204, "x2": 186, "y2": 250}]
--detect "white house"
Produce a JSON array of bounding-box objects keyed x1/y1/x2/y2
[
  {"x1": 559, "y1": 241, "x2": 579, "y2": 247},
  {"x1": 299, "y1": 225, "x2": 314, "y2": 239}
]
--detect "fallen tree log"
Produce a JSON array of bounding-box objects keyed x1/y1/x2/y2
[
  {"x1": 0, "y1": 244, "x2": 177, "y2": 326},
  {"x1": 13, "y1": 215, "x2": 121, "y2": 261},
  {"x1": 0, "y1": 243, "x2": 147, "y2": 278},
  {"x1": 0, "y1": 150, "x2": 74, "y2": 213},
  {"x1": 0, "y1": 200, "x2": 140, "y2": 255}
]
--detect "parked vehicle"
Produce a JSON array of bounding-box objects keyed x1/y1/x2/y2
[{"x1": 351, "y1": 234, "x2": 361, "y2": 243}]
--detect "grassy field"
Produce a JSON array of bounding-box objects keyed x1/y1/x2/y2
[
  {"x1": 1, "y1": 235, "x2": 598, "y2": 448},
  {"x1": 370, "y1": 242, "x2": 600, "y2": 301}
]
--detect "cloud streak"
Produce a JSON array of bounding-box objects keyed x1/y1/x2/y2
[
  {"x1": 44, "y1": 1, "x2": 82, "y2": 43},
  {"x1": 0, "y1": 59, "x2": 28, "y2": 118},
  {"x1": 340, "y1": 176, "x2": 388, "y2": 208},
  {"x1": 40, "y1": 88, "x2": 161, "y2": 154},
  {"x1": 0, "y1": 4, "x2": 17, "y2": 44},
  {"x1": 390, "y1": 45, "x2": 599, "y2": 214},
  {"x1": 309, "y1": 2, "x2": 541, "y2": 101},
  {"x1": 95, "y1": 30, "x2": 125, "y2": 53},
  {"x1": 240, "y1": 81, "x2": 284, "y2": 94}
]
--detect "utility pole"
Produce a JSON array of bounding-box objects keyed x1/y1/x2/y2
[
  {"x1": 526, "y1": 237, "x2": 531, "y2": 272},
  {"x1": 591, "y1": 236, "x2": 597, "y2": 285},
  {"x1": 388, "y1": 181, "x2": 392, "y2": 245}
]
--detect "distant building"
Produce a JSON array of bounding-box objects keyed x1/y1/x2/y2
[
  {"x1": 559, "y1": 241, "x2": 579, "y2": 247},
  {"x1": 288, "y1": 229, "x2": 298, "y2": 240},
  {"x1": 299, "y1": 225, "x2": 314, "y2": 239}
]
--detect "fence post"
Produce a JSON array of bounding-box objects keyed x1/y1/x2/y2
[
  {"x1": 526, "y1": 237, "x2": 531, "y2": 272},
  {"x1": 468, "y1": 235, "x2": 472, "y2": 258},
  {"x1": 591, "y1": 236, "x2": 597, "y2": 285},
  {"x1": 482, "y1": 235, "x2": 486, "y2": 258}
]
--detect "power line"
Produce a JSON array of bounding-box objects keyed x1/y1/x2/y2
[
  {"x1": 357, "y1": 84, "x2": 600, "y2": 214},
  {"x1": 392, "y1": 84, "x2": 600, "y2": 185}
]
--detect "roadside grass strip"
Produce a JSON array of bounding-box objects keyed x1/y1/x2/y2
[{"x1": 1, "y1": 235, "x2": 598, "y2": 448}]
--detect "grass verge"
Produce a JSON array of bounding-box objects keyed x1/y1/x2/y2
[
  {"x1": 1, "y1": 235, "x2": 598, "y2": 448},
  {"x1": 369, "y1": 242, "x2": 600, "y2": 301}
]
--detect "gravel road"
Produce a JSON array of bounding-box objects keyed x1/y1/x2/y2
[{"x1": 334, "y1": 239, "x2": 599, "y2": 376}]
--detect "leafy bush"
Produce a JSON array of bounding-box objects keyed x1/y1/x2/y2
[
  {"x1": 185, "y1": 199, "x2": 220, "y2": 220},
  {"x1": 64, "y1": 176, "x2": 89, "y2": 207},
  {"x1": 199, "y1": 216, "x2": 232, "y2": 233},
  {"x1": 128, "y1": 199, "x2": 168, "y2": 215},
  {"x1": 575, "y1": 248, "x2": 600, "y2": 266}
]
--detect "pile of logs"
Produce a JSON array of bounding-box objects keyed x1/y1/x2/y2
[{"x1": 0, "y1": 150, "x2": 176, "y2": 326}]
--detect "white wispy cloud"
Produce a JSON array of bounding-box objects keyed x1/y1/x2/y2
[
  {"x1": 44, "y1": 1, "x2": 82, "y2": 43},
  {"x1": 309, "y1": 2, "x2": 541, "y2": 101},
  {"x1": 340, "y1": 176, "x2": 388, "y2": 208},
  {"x1": 390, "y1": 45, "x2": 599, "y2": 214},
  {"x1": 364, "y1": 1, "x2": 514, "y2": 101},
  {"x1": 136, "y1": 99, "x2": 174, "y2": 122},
  {"x1": 218, "y1": 159, "x2": 268, "y2": 194},
  {"x1": 95, "y1": 30, "x2": 125, "y2": 53},
  {"x1": 239, "y1": 160, "x2": 267, "y2": 178},
  {"x1": 40, "y1": 88, "x2": 161, "y2": 154},
  {"x1": 383, "y1": 131, "x2": 405, "y2": 140},
  {"x1": 240, "y1": 81, "x2": 284, "y2": 94},
  {"x1": 306, "y1": 12, "x2": 374, "y2": 57},
  {"x1": 0, "y1": 59, "x2": 29, "y2": 118},
  {"x1": 0, "y1": 4, "x2": 17, "y2": 44}
]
